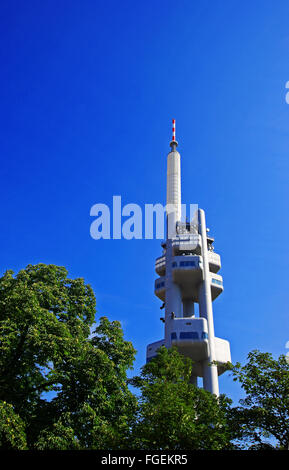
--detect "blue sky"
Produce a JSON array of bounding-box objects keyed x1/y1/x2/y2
[{"x1": 0, "y1": 0, "x2": 289, "y2": 403}]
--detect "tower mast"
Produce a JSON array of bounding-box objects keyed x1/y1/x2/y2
[{"x1": 166, "y1": 119, "x2": 181, "y2": 239}]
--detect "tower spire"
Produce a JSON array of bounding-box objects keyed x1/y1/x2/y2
[
  {"x1": 170, "y1": 118, "x2": 178, "y2": 149},
  {"x1": 166, "y1": 118, "x2": 181, "y2": 238},
  {"x1": 172, "y1": 119, "x2": 176, "y2": 141}
]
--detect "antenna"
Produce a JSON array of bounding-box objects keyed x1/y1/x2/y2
[{"x1": 170, "y1": 119, "x2": 178, "y2": 149}]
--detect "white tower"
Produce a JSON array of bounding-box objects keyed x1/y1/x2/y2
[{"x1": 146, "y1": 120, "x2": 231, "y2": 396}]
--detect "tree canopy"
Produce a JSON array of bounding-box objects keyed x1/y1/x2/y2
[
  {"x1": 226, "y1": 350, "x2": 289, "y2": 450},
  {"x1": 129, "y1": 346, "x2": 234, "y2": 450},
  {"x1": 0, "y1": 264, "x2": 136, "y2": 449}
]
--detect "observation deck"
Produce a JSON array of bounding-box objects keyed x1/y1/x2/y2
[
  {"x1": 146, "y1": 317, "x2": 231, "y2": 377},
  {"x1": 154, "y1": 271, "x2": 223, "y2": 301},
  {"x1": 155, "y1": 250, "x2": 221, "y2": 277}
]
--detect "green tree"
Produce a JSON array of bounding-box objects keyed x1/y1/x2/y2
[
  {"x1": 0, "y1": 264, "x2": 136, "y2": 449},
  {"x1": 0, "y1": 401, "x2": 27, "y2": 449},
  {"x1": 129, "y1": 346, "x2": 235, "y2": 450},
  {"x1": 227, "y1": 350, "x2": 289, "y2": 450}
]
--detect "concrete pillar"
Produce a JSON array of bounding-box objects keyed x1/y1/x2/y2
[
  {"x1": 165, "y1": 239, "x2": 182, "y2": 347},
  {"x1": 190, "y1": 375, "x2": 197, "y2": 387},
  {"x1": 198, "y1": 209, "x2": 219, "y2": 397},
  {"x1": 182, "y1": 299, "x2": 194, "y2": 317}
]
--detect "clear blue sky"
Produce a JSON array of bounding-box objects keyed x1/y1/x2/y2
[{"x1": 0, "y1": 1, "x2": 288, "y2": 403}]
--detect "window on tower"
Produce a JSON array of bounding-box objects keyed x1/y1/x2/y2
[{"x1": 180, "y1": 331, "x2": 199, "y2": 340}]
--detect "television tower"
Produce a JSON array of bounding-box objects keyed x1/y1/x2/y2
[{"x1": 146, "y1": 120, "x2": 231, "y2": 396}]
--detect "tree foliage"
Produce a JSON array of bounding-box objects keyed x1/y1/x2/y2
[
  {"x1": 227, "y1": 350, "x2": 289, "y2": 449},
  {"x1": 129, "y1": 346, "x2": 235, "y2": 450},
  {"x1": 0, "y1": 401, "x2": 27, "y2": 449},
  {"x1": 0, "y1": 264, "x2": 136, "y2": 449}
]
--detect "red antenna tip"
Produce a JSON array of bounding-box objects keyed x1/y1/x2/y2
[{"x1": 172, "y1": 119, "x2": 176, "y2": 141}]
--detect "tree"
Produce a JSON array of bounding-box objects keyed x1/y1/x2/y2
[
  {"x1": 0, "y1": 401, "x2": 27, "y2": 450},
  {"x1": 129, "y1": 346, "x2": 235, "y2": 450},
  {"x1": 227, "y1": 350, "x2": 289, "y2": 450},
  {"x1": 0, "y1": 264, "x2": 137, "y2": 449}
]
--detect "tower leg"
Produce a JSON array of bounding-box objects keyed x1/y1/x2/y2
[
  {"x1": 183, "y1": 299, "x2": 194, "y2": 317},
  {"x1": 198, "y1": 209, "x2": 219, "y2": 396},
  {"x1": 165, "y1": 240, "x2": 182, "y2": 347},
  {"x1": 202, "y1": 360, "x2": 218, "y2": 394},
  {"x1": 190, "y1": 375, "x2": 197, "y2": 387}
]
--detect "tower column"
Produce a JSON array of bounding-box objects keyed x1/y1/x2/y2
[
  {"x1": 182, "y1": 299, "x2": 194, "y2": 317},
  {"x1": 190, "y1": 376, "x2": 197, "y2": 387},
  {"x1": 165, "y1": 239, "x2": 182, "y2": 347},
  {"x1": 198, "y1": 209, "x2": 219, "y2": 396}
]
